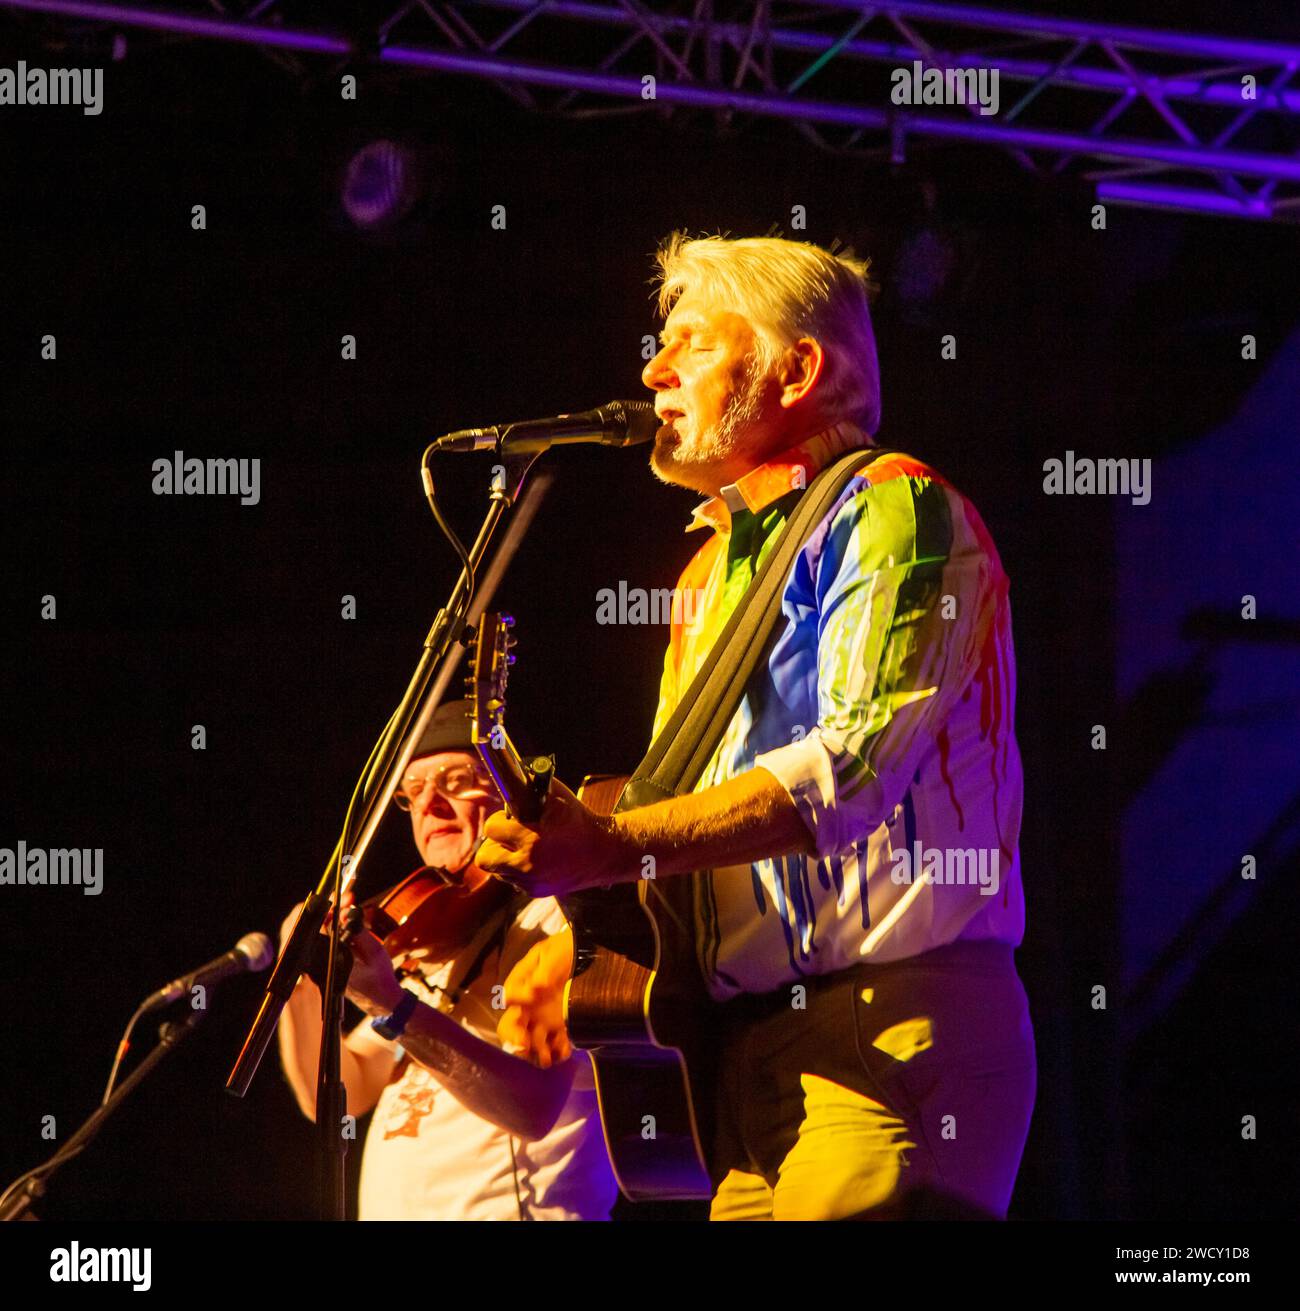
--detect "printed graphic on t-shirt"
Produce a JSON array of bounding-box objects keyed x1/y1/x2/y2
[{"x1": 380, "y1": 1063, "x2": 438, "y2": 1140}]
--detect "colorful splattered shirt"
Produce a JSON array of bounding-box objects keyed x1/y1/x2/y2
[{"x1": 651, "y1": 420, "x2": 1024, "y2": 1000}]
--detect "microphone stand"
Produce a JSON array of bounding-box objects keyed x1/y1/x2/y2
[
  {"x1": 0, "y1": 1012, "x2": 206, "y2": 1222},
  {"x1": 226, "y1": 448, "x2": 545, "y2": 1221}
]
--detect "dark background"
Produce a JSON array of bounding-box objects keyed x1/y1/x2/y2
[{"x1": 1, "y1": 1, "x2": 1297, "y2": 1222}]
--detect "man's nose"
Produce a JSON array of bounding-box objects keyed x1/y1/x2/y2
[
  {"x1": 641, "y1": 347, "x2": 677, "y2": 392},
  {"x1": 419, "y1": 788, "x2": 457, "y2": 818}
]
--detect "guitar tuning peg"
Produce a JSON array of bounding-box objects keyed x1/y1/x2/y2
[{"x1": 506, "y1": 653, "x2": 516, "y2": 665}]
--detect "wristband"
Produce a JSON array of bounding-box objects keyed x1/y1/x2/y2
[{"x1": 370, "y1": 987, "x2": 420, "y2": 1042}]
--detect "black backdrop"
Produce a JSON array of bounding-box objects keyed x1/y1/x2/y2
[{"x1": 2, "y1": 16, "x2": 1297, "y2": 1223}]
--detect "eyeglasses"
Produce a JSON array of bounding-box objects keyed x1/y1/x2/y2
[{"x1": 394, "y1": 763, "x2": 496, "y2": 810}]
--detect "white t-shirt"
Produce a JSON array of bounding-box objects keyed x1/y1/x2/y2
[{"x1": 354, "y1": 896, "x2": 617, "y2": 1221}]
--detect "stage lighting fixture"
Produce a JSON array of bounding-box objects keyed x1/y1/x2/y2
[{"x1": 341, "y1": 139, "x2": 420, "y2": 232}]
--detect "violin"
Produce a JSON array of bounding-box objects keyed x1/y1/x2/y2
[{"x1": 359, "y1": 865, "x2": 515, "y2": 964}]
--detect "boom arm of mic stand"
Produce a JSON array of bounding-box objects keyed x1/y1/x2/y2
[
  {"x1": 225, "y1": 888, "x2": 333, "y2": 1098},
  {"x1": 224, "y1": 449, "x2": 545, "y2": 1217}
]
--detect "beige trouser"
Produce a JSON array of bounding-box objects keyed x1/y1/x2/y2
[
  {"x1": 711, "y1": 1072, "x2": 922, "y2": 1220},
  {"x1": 706, "y1": 942, "x2": 1036, "y2": 1221}
]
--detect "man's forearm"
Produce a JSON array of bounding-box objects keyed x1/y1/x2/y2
[
  {"x1": 610, "y1": 765, "x2": 815, "y2": 881},
  {"x1": 277, "y1": 979, "x2": 387, "y2": 1120},
  {"x1": 396, "y1": 1000, "x2": 575, "y2": 1141}
]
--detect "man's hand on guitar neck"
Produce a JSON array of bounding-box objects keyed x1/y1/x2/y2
[
  {"x1": 476, "y1": 766, "x2": 816, "y2": 899},
  {"x1": 476, "y1": 776, "x2": 639, "y2": 898}
]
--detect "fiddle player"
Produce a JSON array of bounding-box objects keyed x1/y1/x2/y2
[{"x1": 276, "y1": 698, "x2": 617, "y2": 1221}]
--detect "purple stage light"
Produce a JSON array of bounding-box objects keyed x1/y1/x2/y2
[
  {"x1": 341, "y1": 140, "x2": 418, "y2": 232},
  {"x1": 1096, "y1": 180, "x2": 1276, "y2": 221}
]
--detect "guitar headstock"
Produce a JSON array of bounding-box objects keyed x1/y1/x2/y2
[
  {"x1": 466, "y1": 613, "x2": 551, "y2": 823},
  {"x1": 468, "y1": 611, "x2": 516, "y2": 750}
]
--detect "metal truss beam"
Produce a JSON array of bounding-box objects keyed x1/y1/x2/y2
[{"x1": 5, "y1": 0, "x2": 1300, "y2": 221}]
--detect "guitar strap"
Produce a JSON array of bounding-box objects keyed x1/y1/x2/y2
[{"x1": 615, "y1": 444, "x2": 897, "y2": 813}]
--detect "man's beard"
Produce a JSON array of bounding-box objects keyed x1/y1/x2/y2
[{"x1": 650, "y1": 355, "x2": 768, "y2": 487}]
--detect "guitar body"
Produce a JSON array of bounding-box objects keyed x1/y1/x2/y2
[
  {"x1": 466, "y1": 617, "x2": 716, "y2": 1200},
  {"x1": 560, "y1": 774, "x2": 717, "y2": 1201}
]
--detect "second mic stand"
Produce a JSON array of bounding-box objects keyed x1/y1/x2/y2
[{"x1": 0, "y1": 1011, "x2": 206, "y2": 1222}]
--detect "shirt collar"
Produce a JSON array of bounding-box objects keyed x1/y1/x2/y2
[{"x1": 685, "y1": 419, "x2": 875, "y2": 534}]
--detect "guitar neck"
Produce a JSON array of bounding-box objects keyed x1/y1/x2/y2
[{"x1": 475, "y1": 726, "x2": 550, "y2": 824}]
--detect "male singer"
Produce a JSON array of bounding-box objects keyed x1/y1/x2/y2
[{"x1": 480, "y1": 233, "x2": 1036, "y2": 1221}]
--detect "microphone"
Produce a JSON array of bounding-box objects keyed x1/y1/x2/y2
[
  {"x1": 433, "y1": 399, "x2": 659, "y2": 453},
  {"x1": 141, "y1": 932, "x2": 275, "y2": 1012}
]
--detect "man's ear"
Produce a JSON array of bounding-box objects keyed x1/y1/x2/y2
[{"x1": 777, "y1": 337, "x2": 825, "y2": 408}]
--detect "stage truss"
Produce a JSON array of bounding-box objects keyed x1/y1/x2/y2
[{"x1": 4, "y1": 0, "x2": 1300, "y2": 220}]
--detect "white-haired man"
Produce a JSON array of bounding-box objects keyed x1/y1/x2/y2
[{"x1": 479, "y1": 233, "x2": 1035, "y2": 1221}]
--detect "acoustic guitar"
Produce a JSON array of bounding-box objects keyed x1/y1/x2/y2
[{"x1": 467, "y1": 612, "x2": 715, "y2": 1199}]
